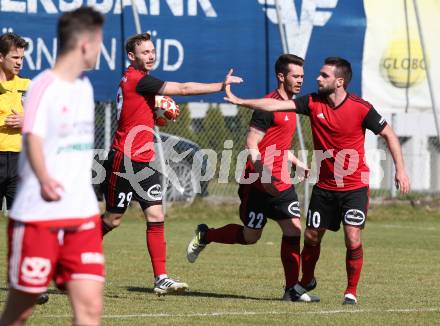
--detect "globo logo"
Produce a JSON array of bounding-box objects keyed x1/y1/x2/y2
[{"x1": 380, "y1": 35, "x2": 427, "y2": 88}]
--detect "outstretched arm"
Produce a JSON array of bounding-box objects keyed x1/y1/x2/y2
[
  {"x1": 159, "y1": 69, "x2": 243, "y2": 96},
  {"x1": 379, "y1": 125, "x2": 410, "y2": 194},
  {"x1": 224, "y1": 84, "x2": 297, "y2": 112}
]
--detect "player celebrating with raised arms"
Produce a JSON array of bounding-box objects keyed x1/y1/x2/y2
[
  {"x1": 0, "y1": 7, "x2": 105, "y2": 326},
  {"x1": 224, "y1": 57, "x2": 410, "y2": 305},
  {"x1": 100, "y1": 32, "x2": 243, "y2": 296},
  {"x1": 187, "y1": 54, "x2": 318, "y2": 302}
]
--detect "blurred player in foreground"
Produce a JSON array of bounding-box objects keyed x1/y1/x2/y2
[
  {"x1": 0, "y1": 32, "x2": 50, "y2": 306},
  {"x1": 100, "y1": 32, "x2": 243, "y2": 295},
  {"x1": 224, "y1": 57, "x2": 410, "y2": 305},
  {"x1": 0, "y1": 7, "x2": 105, "y2": 325},
  {"x1": 187, "y1": 54, "x2": 318, "y2": 302}
]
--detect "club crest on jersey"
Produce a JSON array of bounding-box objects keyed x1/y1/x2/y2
[
  {"x1": 147, "y1": 184, "x2": 162, "y2": 201},
  {"x1": 344, "y1": 209, "x2": 365, "y2": 226}
]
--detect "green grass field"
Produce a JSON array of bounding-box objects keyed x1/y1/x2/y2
[{"x1": 1, "y1": 201, "x2": 439, "y2": 325}]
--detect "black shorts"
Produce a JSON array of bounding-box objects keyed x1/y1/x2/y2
[
  {"x1": 306, "y1": 186, "x2": 369, "y2": 232},
  {"x1": 101, "y1": 149, "x2": 162, "y2": 213},
  {"x1": 0, "y1": 152, "x2": 19, "y2": 209},
  {"x1": 238, "y1": 184, "x2": 300, "y2": 230}
]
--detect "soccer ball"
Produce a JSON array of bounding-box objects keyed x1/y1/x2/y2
[{"x1": 154, "y1": 95, "x2": 179, "y2": 126}]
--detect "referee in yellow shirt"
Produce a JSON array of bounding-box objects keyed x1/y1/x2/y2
[{"x1": 0, "y1": 33, "x2": 29, "y2": 210}]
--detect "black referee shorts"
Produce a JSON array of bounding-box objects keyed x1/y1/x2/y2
[{"x1": 0, "y1": 152, "x2": 19, "y2": 209}]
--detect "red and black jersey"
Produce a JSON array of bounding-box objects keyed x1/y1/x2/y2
[
  {"x1": 112, "y1": 66, "x2": 164, "y2": 162},
  {"x1": 245, "y1": 90, "x2": 297, "y2": 193},
  {"x1": 294, "y1": 93, "x2": 387, "y2": 191}
]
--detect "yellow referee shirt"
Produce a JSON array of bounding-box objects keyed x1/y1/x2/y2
[{"x1": 0, "y1": 75, "x2": 30, "y2": 152}]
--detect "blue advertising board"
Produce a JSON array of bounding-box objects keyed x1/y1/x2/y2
[{"x1": 0, "y1": 0, "x2": 365, "y2": 101}]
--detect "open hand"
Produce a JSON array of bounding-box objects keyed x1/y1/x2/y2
[
  {"x1": 223, "y1": 68, "x2": 243, "y2": 88},
  {"x1": 395, "y1": 170, "x2": 410, "y2": 194},
  {"x1": 223, "y1": 84, "x2": 243, "y2": 105}
]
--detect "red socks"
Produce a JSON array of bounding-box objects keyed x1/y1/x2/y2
[
  {"x1": 299, "y1": 241, "x2": 363, "y2": 297},
  {"x1": 281, "y1": 236, "x2": 301, "y2": 288},
  {"x1": 300, "y1": 242, "x2": 321, "y2": 287},
  {"x1": 205, "y1": 224, "x2": 247, "y2": 244},
  {"x1": 146, "y1": 222, "x2": 167, "y2": 277},
  {"x1": 345, "y1": 244, "x2": 363, "y2": 297}
]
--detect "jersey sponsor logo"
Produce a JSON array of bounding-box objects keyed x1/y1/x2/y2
[
  {"x1": 344, "y1": 209, "x2": 365, "y2": 226},
  {"x1": 57, "y1": 142, "x2": 94, "y2": 154},
  {"x1": 288, "y1": 201, "x2": 300, "y2": 217},
  {"x1": 147, "y1": 184, "x2": 163, "y2": 201},
  {"x1": 81, "y1": 252, "x2": 105, "y2": 265},
  {"x1": 317, "y1": 113, "x2": 326, "y2": 119},
  {"x1": 21, "y1": 257, "x2": 51, "y2": 285}
]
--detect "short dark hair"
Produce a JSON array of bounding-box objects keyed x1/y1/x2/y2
[
  {"x1": 324, "y1": 57, "x2": 352, "y2": 88},
  {"x1": 275, "y1": 54, "x2": 304, "y2": 75},
  {"x1": 125, "y1": 33, "x2": 151, "y2": 54},
  {"x1": 57, "y1": 7, "x2": 104, "y2": 55},
  {"x1": 0, "y1": 33, "x2": 28, "y2": 57}
]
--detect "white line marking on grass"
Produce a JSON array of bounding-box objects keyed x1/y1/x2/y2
[
  {"x1": 376, "y1": 224, "x2": 438, "y2": 231},
  {"x1": 38, "y1": 307, "x2": 440, "y2": 319}
]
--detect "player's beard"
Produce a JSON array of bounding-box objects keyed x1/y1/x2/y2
[{"x1": 317, "y1": 85, "x2": 334, "y2": 96}]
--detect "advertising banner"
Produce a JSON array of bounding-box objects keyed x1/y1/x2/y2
[
  {"x1": 362, "y1": 0, "x2": 440, "y2": 113},
  {"x1": 0, "y1": 0, "x2": 365, "y2": 101}
]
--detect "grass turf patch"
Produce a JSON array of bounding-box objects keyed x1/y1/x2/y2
[{"x1": 0, "y1": 201, "x2": 439, "y2": 325}]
